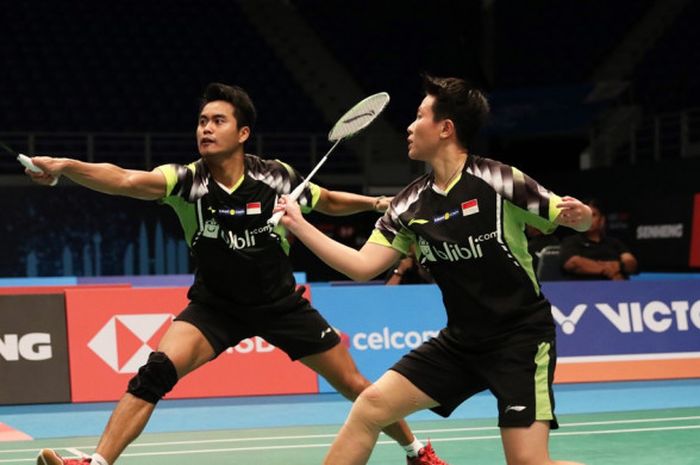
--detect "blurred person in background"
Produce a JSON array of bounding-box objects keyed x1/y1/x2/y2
[{"x1": 560, "y1": 199, "x2": 638, "y2": 280}]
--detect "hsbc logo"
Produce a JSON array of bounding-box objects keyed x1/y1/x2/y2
[
  {"x1": 88, "y1": 314, "x2": 174, "y2": 374},
  {"x1": 552, "y1": 299, "x2": 700, "y2": 335},
  {"x1": 89, "y1": 314, "x2": 285, "y2": 374}
]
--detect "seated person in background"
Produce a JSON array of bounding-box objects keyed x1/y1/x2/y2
[
  {"x1": 385, "y1": 244, "x2": 434, "y2": 285},
  {"x1": 526, "y1": 224, "x2": 560, "y2": 271},
  {"x1": 560, "y1": 199, "x2": 638, "y2": 280}
]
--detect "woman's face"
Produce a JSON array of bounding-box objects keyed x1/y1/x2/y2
[{"x1": 406, "y1": 95, "x2": 444, "y2": 161}]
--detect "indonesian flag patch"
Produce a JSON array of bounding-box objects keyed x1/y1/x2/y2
[
  {"x1": 246, "y1": 202, "x2": 262, "y2": 215},
  {"x1": 461, "y1": 199, "x2": 479, "y2": 216}
]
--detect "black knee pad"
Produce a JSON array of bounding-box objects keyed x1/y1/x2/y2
[{"x1": 127, "y1": 351, "x2": 178, "y2": 404}]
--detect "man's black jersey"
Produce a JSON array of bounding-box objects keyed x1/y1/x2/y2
[
  {"x1": 560, "y1": 233, "x2": 631, "y2": 280},
  {"x1": 157, "y1": 155, "x2": 320, "y2": 307},
  {"x1": 370, "y1": 155, "x2": 563, "y2": 349}
]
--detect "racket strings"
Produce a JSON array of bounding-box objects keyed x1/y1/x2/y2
[{"x1": 329, "y1": 93, "x2": 390, "y2": 141}]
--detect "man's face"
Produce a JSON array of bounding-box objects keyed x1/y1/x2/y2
[
  {"x1": 196, "y1": 100, "x2": 249, "y2": 157},
  {"x1": 406, "y1": 95, "x2": 444, "y2": 161}
]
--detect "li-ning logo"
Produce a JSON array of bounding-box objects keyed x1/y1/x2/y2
[
  {"x1": 505, "y1": 405, "x2": 527, "y2": 414},
  {"x1": 88, "y1": 314, "x2": 174, "y2": 373},
  {"x1": 419, "y1": 231, "x2": 497, "y2": 263},
  {"x1": 343, "y1": 110, "x2": 376, "y2": 125}
]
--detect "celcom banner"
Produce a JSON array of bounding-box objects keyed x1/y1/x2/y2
[
  {"x1": 310, "y1": 284, "x2": 446, "y2": 393},
  {"x1": 0, "y1": 294, "x2": 71, "y2": 404}
]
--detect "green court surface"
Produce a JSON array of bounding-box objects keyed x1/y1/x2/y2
[{"x1": 2, "y1": 407, "x2": 698, "y2": 465}]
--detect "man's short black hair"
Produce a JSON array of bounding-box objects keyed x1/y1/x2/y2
[
  {"x1": 422, "y1": 74, "x2": 489, "y2": 150},
  {"x1": 199, "y1": 83, "x2": 256, "y2": 130}
]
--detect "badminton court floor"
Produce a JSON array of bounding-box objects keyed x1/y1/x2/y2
[{"x1": 1, "y1": 380, "x2": 698, "y2": 464}]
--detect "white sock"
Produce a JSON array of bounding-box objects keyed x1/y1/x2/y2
[
  {"x1": 402, "y1": 437, "x2": 424, "y2": 457},
  {"x1": 90, "y1": 453, "x2": 109, "y2": 465}
]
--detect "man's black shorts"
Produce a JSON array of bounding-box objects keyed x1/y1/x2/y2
[
  {"x1": 175, "y1": 287, "x2": 341, "y2": 360},
  {"x1": 391, "y1": 329, "x2": 559, "y2": 429}
]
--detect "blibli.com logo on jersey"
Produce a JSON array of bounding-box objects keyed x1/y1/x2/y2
[
  {"x1": 418, "y1": 231, "x2": 497, "y2": 263},
  {"x1": 223, "y1": 225, "x2": 273, "y2": 250}
]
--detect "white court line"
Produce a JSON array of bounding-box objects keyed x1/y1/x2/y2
[
  {"x1": 1, "y1": 424, "x2": 699, "y2": 463},
  {"x1": 559, "y1": 352, "x2": 700, "y2": 363},
  {"x1": 1, "y1": 415, "x2": 699, "y2": 454},
  {"x1": 6, "y1": 424, "x2": 700, "y2": 462},
  {"x1": 63, "y1": 448, "x2": 86, "y2": 457},
  {"x1": 551, "y1": 424, "x2": 700, "y2": 437},
  {"x1": 416, "y1": 414, "x2": 700, "y2": 433}
]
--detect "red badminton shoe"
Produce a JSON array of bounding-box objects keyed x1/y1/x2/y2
[
  {"x1": 37, "y1": 449, "x2": 92, "y2": 465},
  {"x1": 407, "y1": 442, "x2": 449, "y2": 465}
]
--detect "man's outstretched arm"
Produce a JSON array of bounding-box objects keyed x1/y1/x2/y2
[
  {"x1": 28, "y1": 156, "x2": 167, "y2": 200},
  {"x1": 314, "y1": 187, "x2": 391, "y2": 216}
]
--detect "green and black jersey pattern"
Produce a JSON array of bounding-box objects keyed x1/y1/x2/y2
[
  {"x1": 157, "y1": 154, "x2": 320, "y2": 306},
  {"x1": 370, "y1": 155, "x2": 562, "y2": 348}
]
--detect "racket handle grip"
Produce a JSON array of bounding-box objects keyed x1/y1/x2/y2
[
  {"x1": 17, "y1": 154, "x2": 43, "y2": 173},
  {"x1": 18, "y1": 154, "x2": 58, "y2": 186},
  {"x1": 267, "y1": 210, "x2": 285, "y2": 227},
  {"x1": 267, "y1": 182, "x2": 306, "y2": 227}
]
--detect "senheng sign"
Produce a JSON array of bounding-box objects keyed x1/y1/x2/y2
[{"x1": 636, "y1": 224, "x2": 683, "y2": 239}]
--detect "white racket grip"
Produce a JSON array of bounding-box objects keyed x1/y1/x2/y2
[
  {"x1": 267, "y1": 209, "x2": 285, "y2": 227},
  {"x1": 17, "y1": 154, "x2": 42, "y2": 173},
  {"x1": 18, "y1": 154, "x2": 58, "y2": 186},
  {"x1": 267, "y1": 181, "x2": 307, "y2": 227}
]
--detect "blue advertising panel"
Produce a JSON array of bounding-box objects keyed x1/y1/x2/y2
[
  {"x1": 543, "y1": 280, "x2": 700, "y2": 357},
  {"x1": 311, "y1": 280, "x2": 700, "y2": 391},
  {"x1": 311, "y1": 284, "x2": 446, "y2": 393}
]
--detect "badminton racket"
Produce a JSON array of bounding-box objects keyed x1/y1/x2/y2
[
  {"x1": 268, "y1": 91, "x2": 390, "y2": 226},
  {"x1": 0, "y1": 140, "x2": 58, "y2": 186}
]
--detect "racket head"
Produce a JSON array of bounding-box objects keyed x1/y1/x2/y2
[
  {"x1": 328, "y1": 92, "x2": 390, "y2": 142},
  {"x1": 0, "y1": 140, "x2": 19, "y2": 157}
]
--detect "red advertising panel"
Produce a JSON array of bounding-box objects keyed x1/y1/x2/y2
[
  {"x1": 65, "y1": 287, "x2": 318, "y2": 402},
  {"x1": 690, "y1": 193, "x2": 700, "y2": 268},
  {"x1": 0, "y1": 283, "x2": 131, "y2": 295}
]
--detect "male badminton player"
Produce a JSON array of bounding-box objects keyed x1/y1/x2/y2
[
  {"x1": 276, "y1": 75, "x2": 591, "y2": 465},
  {"x1": 30, "y1": 83, "x2": 448, "y2": 465}
]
